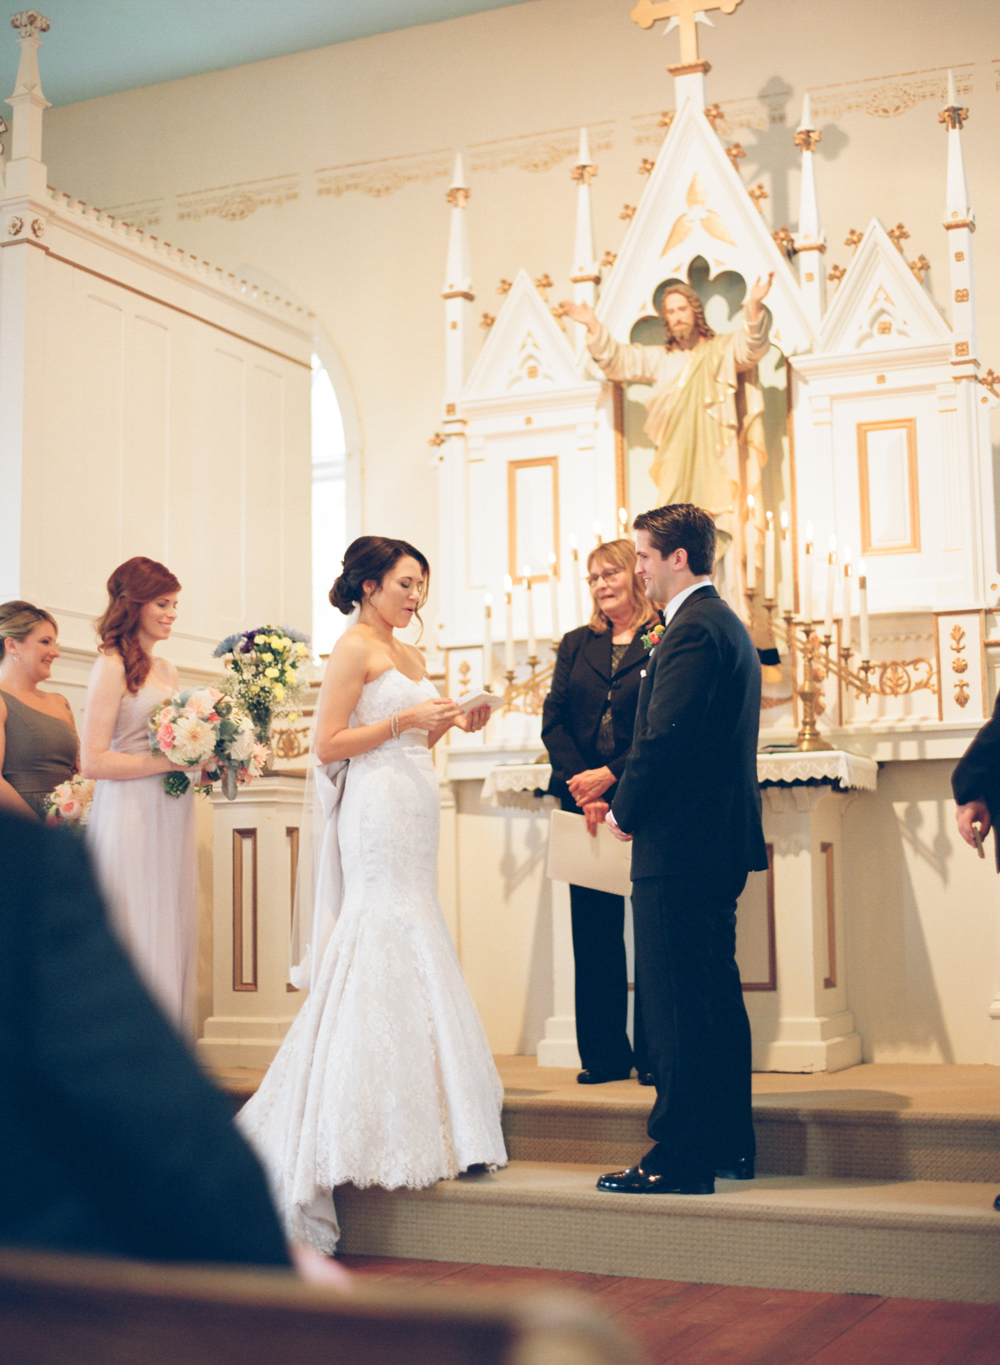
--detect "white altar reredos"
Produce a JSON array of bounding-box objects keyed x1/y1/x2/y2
[{"x1": 431, "y1": 11, "x2": 1000, "y2": 1072}]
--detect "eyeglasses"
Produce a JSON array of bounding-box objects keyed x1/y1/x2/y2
[{"x1": 586, "y1": 568, "x2": 626, "y2": 587}]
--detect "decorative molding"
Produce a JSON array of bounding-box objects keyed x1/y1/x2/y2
[
  {"x1": 822, "y1": 841, "x2": 836, "y2": 990},
  {"x1": 11, "y1": 11, "x2": 49, "y2": 39},
  {"x1": 468, "y1": 124, "x2": 614, "y2": 175},
  {"x1": 809, "y1": 64, "x2": 973, "y2": 120},
  {"x1": 285, "y1": 825, "x2": 300, "y2": 993},
  {"x1": 102, "y1": 198, "x2": 164, "y2": 233},
  {"x1": 232, "y1": 828, "x2": 258, "y2": 993},
  {"x1": 177, "y1": 174, "x2": 300, "y2": 223},
  {"x1": 742, "y1": 844, "x2": 776, "y2": 993},
  {"x1": 316, "y1": 149, "x2": 453, "y2": 199}
]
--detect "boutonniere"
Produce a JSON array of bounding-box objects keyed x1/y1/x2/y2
[{"x1": 641, "y1": 623, "x2": 665, "y2": 653}]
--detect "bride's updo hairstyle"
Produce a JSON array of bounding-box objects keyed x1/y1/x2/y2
[
  {"x1": 0, "y1": 600, "x2": 57, "y2": 661},
  {"x1": 96, "y1": 556, "x2": 181, "y2": 695},
  {"x1": 330, "y1": 536, "x2": 431, "y2": 630}
]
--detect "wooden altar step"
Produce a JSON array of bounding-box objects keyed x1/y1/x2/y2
[
  {"x1": 497, "y1": 1057, "x2": 1000, "y2": 1185},
  {"x1": 214, "y1": 1058, "x2": 1000, "y2": 1301},
  {"x1": 334, "y1": 1162, "x2": 1000, "y2": 1305}
]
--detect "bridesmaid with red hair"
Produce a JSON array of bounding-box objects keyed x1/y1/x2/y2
[{"x1": 82, "y1": 557, "x2": 197, "y2": 1030}]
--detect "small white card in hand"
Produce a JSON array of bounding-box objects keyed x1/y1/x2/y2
[
  {"x1": 457, "y1": 690, "x2": 506, "y2": 716},
  {"x1": 546, "y1": 809, "x2": 633, "y2": 897}
]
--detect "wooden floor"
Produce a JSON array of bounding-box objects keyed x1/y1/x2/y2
[{"x1": 339, "y1": 1255, "x2": 1000, "y2": 1364}]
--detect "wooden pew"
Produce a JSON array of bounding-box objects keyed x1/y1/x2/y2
[{"x1": 0, "y1": 1247, "x2": 644, "y2": 1365}]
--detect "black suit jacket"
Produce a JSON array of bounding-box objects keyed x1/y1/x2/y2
[
  {"x1": 952, "y1": 694, "x2": 1000, "y2": 869},
  {"x1": 542, "y1": 624, "x2": 648, "y2": 804},
  {"x1": 0, "y1": 813, "x2": 290, "y2": 1266},
  {"x1": 611, "y1": 585, "x2": 767, "y2": 883}
]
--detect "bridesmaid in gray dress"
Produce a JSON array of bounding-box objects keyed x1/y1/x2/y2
[{"x1": 0, "y1": 601, "x2": 78, "y2": 820}]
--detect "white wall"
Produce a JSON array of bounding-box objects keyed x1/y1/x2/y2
[{"x1": 39, "y1": 0, "x2": 1000, "y2": 636}]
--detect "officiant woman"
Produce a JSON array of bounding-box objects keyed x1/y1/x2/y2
[{"x1": 542, "y1": 539, "x2": 659, "y2": 1085}]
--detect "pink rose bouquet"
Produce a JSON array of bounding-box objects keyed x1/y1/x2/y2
[
  {"x1": 149, "y1": 688, "x2": 270, "y2": 799},
  {"x1": 44, "y1": 774, "x2": 96, "y2": 825}
]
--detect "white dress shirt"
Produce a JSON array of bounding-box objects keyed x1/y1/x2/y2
[{"x1": 664, "y1": 578, "x2": 713, "y2": 624}]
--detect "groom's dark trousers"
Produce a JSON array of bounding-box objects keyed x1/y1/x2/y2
[{"x1": 611, "y1": 585, "x2": 767, "y2": 1177}]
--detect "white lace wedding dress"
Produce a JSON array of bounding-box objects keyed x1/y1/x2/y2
[{"x1": 238, "y1": 668, "x2": 506, "y2": 1252}]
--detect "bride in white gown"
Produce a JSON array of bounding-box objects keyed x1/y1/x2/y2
[{"x1": 238, "y1": 537, "x2": 506, "y2": 1252}]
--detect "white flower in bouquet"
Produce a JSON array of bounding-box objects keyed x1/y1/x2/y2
[
  {"x1": 45, "y1": 775, "x2": 96, "y2": 826},
  {"x1": 228, "y1": 720, "x2": 257, "y2": 763},
  {"x1": 172, "y1": 715, "x2": 217, "y2": 765},
  {"x1": 212, "y1": 623, "x2": 313, "y2": 743}
]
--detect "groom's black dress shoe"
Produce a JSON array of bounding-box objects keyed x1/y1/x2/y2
[
  {"x1": 994, "y1": 1192, "x2": 1000, "y2": 1212},
  {"x1": 715, "y1": 1156, "x2": 755, "y2": 1181},
  {"x1": 577, "y1": 1068, "x2": 632, "y2": 1085},
  {"x1": 637, "y1": 1071, "x2": 655, "y2": 1087},
  {"x1": 597, "y1": 1163, "x2": 715, "y2": 1195}
]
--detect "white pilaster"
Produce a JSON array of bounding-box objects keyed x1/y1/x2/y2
[
  {"x1": 442, "y1": 153, "x2": 473, "y2": 404},
  {"x1": 940, "y1": 71, "x2": 977, "y2": 376},
  {"x1": 569, "y1": 128, "x2": 600, "y2": 356},
  {"x1": 793, "y1": 94, "x2": 826, "y2": 327}
]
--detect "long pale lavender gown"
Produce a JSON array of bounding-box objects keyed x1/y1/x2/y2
[{"x1": 86, "y1": 681, "x2": 197, "y2": 1030}]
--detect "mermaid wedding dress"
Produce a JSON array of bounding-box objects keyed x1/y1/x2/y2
[{"x1": 238, "y1": 668, "x2": 506, "y2": 1251}]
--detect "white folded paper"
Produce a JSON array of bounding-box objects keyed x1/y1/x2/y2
[
  {"x1": 456, "y1": 690, "x2": 507, "y2": 715},
  {"x1": 546, "y1": 808, "x2": 633, "y2": 897}
]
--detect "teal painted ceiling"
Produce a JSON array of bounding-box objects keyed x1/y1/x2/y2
[{"x1": 8, "y1": 1, "x2": 534, "y2": 107}]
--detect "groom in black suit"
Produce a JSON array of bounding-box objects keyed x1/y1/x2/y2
[{"x1": 600, "y1": 504, "x2": 767, "y2": 1195}]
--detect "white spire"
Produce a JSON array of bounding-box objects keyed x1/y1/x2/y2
[
  {"x1": 569, "y1": 128, "x2": 599, "y2": 355},
  {"x1": 443, "y1": 152, "x2": 472, "y2": 297},
  {"x1": 442, "y1": 152, "x2": 473, "y2": 401},
  {"x1": 793, "y1": 93, "x2": 825, "y2": 325},
  {"x1": 942, "y1": 71, "x2": 973, "y2": 225},
  {"x1": 940, "y1": 71, "x2": 977, "y2": 367},
  {"x1": 5, "y1": 11, "x2": 50, "y2": 198}
]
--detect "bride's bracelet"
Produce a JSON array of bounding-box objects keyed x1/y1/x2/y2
[{"x1": 390, "y1": 713, "x2": 400, "y2": 740}]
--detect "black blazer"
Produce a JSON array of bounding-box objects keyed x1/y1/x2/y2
[
  {"x1": 0, "y1": 813, "x2": 291, "y2": 1266},
  {"x1": 611, "y1": 585, "x2": 768, "y2": 883},
  {"x1": 953, "y1": 694, "x2": 1000, "y2": 869},
  {"x1": 542, "y1": 624, "x2": 648, "y2": 804}
]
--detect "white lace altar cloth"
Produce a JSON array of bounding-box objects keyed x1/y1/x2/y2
[{"x1": 482, "y1": 749, "x2": 877, "y2": 807}]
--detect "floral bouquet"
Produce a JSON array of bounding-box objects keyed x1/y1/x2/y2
[
  {"x1": 212, "y1": 625, "x2": 312, "y2": 744},
  {"x1": 149, "y1": 688, "x2": 270, "y2": 800},
  {"x1": 45, "y1": 774, "x2": 96, "y2": 825}
]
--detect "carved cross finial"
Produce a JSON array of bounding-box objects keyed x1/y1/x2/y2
[
  {"x1": 571, "y1": 163, "x2": 597, "y2": 184},
  {"x1": 772, "y1": 226, "x2": 795, "y2": 257},
  {"x1": 793, "y1": 127, "x2": 820, "y2": 152},
  {"x1": 428, "y1": 431, "x2": 446, "y2": 447},
  {"x1": 534, "y1": 273, "x2": 553, "y2": 299},
  {"x1": 887, "y1": 222, "x2": 910, "y2": 252},
  {"x1": 620, "y1": 203, "x2": 636, "y2": 221},
  {"x1": 979, "y1": 370, "x2": 999, "y2": 398},
  {"x1": 601, "y1": 250, "x2": 618, "y2": 268},
  {"x1": 630, "y1": 0, "x2": 744, "y2": 68},
  {"x1": 827, "y1": 263, "x2": 846, "y2": 284},
  {"x1": 445, "y1": 186, "x2": 469, "y2": 208},
  {"x1": 479, "y1": 313, "x2": 495, "y2": 330},
  {"x1": 748, "y1": 182, "x2": 769, "y2": 212},
  {"x1": 497, "y1": 279, "x2": 512, "y2": 295},
  {"x1": 725, "y1": 142, "x2": 746, "y2": 170},
  {"x1": 638, "y1": 157, "x2": 655, "y2": 176},
  {"x1": 703, "y1": 103, "x2": 725, "y2": 130},
  {"x1": 844, "y1": 228, "x2": 863, "y2": 250},
  {"x1": 909, "y1": 254, "x2": 930, "y2": 283},
  {"x1": 657, "y1": 110, "x2": 675, "y2": 129},
  {"x1": 11, "y1": 11, "x2": 49, "y2": 39}
]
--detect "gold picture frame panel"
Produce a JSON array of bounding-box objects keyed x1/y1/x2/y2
[
  {"x1": 507, "y1": 455, "x2": 560, "y2": 584},
  {"x1": 857, "y1": 417, "x2": 920, "y2": 556}
]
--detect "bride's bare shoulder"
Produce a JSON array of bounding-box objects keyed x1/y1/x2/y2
[{"x1": 399, "y1": 642, "x2": 427, "y2": 679}]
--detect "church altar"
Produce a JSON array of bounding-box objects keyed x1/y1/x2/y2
[
  {"x1": 482, "y1": 750, "x2": 877, "y2": 1072},
  {"x1": 426, "y1": 0, "x2": 1000, "y2": 1074}
]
